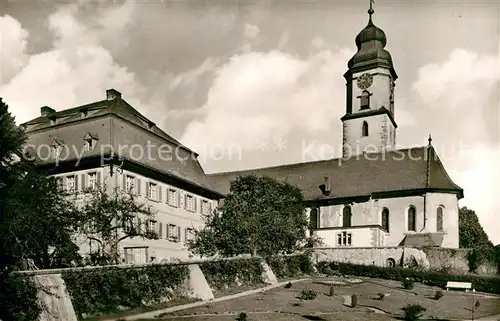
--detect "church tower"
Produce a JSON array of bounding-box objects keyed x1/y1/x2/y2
[{"x1": 342, "y1": 5, "x2": 398, "y2": 158}]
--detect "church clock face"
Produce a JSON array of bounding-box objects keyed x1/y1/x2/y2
[{"x1": 357, "y1": 73, "x2": 373, "y2": 89}]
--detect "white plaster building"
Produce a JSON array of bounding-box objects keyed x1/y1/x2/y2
[{"x1": 21, "y1": 90, "x2": 223, "y2": 264}]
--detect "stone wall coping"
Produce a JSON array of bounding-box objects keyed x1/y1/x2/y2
[{"x1": 11, "y1": 252, "x2": 306, "y2": 276}]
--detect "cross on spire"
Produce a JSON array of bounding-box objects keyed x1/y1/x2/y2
[
  {"x1": 428, "y1": 134, "x2": 433, "y2": 145},
  {"x1": 368, "y1": 0, "x2": 375, "y2": 20}
]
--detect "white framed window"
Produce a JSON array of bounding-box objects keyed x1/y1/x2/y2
[
  {"x1": 167, "y1": 224, "x2": 180, "y2": 242},
  {"x1": 147, "y1": 220, "x2": 156, "y2": 233},
  {"x1": 125, "y1": 175, "x2": 135, "y2": 193},
  {"x1": 84, "y1": 139, "x2": 94, "y2": 152},
  {"x1": 66, "y1": 175, "x2": 76, "y2": 192},
  {"x1": 201, "y1": 200, "x2": 211, "y2": 215},
  {"x1": 56, "y1": 177, "x2": 64, "y2": 190},
  {"x1": 185, "y1": 194, "x2": 195, "y2": 212},
  {"x1": 51, "y1": 144, "x2": 62, "y2": 158},
  {"x1": 88, "y1": 172, "x2": 97, "y2": 190},
  {"x1": 337, "y1": 231, "x2": 352, "y2": 246},
  {"x1": 147, "y1": 182, "x2": 157, "y2": 200},
  {"x1": 167, "y1": 189, "x2": 178, "y2": 207},
  {"x1": 185, "y1": 228, "x2": 195, "y2": 242}
]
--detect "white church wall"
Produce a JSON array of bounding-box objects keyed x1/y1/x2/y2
[{"x1": 424, "y1": 192, "x2": 460, "y2": 248}]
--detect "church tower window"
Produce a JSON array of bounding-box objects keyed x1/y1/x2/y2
[
  {"x1": 362, "y1": 121, "x2": 369, "y2": 137},
  {"x1": 343, "y1": 205, "x2": 352, "y2": 227},
  {"x1": 359, "y1": 90, "x2": 371, "y2": 110},
  {"x1": 407, "y1": 206, "x2": 416, "y2": 232},
  {"x1": 382, "y1": 208, "x2": 389, "y2": 231},
  {"x1": 436, "y1": 206, "x2": 444, "y2": 232}
]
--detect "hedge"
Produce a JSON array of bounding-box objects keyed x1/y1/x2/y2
[
  {"x1": 62, "y1": 264, "x2": 189, "y2": 318},
  {"x1": 267, "y1": 254, "x2": 314, "y2": 279},
  {"x1": 317, "y1": 261, "x2": 500, "y2": 294},
  {"x1": 199, "y1": 258, "x2": 264, "y2": 290},
  {"x1": 0, "y1": 274, "x2": 43, "y2": 321}
]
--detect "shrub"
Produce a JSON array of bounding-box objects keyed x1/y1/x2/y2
[
  {"x1": 299, "y1": 289, "x2": 318, "y2": 300},
  {"x1": 316, "y1": 261, "x2": 500, "y2": 294},
  {"x1": 62, "y1": 264, "x2": 189, "y2": 318},
  {"x1": 0, "y1": 274, "x2": 43, "y2": 321},
  {"x1": 237, "y1": 312, "x2": 248, "y2": 321},
  {"x1": 199, "y1": 258, "x2": 264, "y2": 290},
  {"x1": 329, "y1": 286, "x2": 335, "y2": 297},
  {"x1": 267, "y1": 254, "x2": 314, "y2": 279},
  {"x1": 401, "y1": 304, "x2": 426, "y2": 321},
  {"x1": 402, "y1": 278, "x2": 414, "y2": 290},
  {"x1": 434, "y1": 290, "x2": 444, "y2": 300}
]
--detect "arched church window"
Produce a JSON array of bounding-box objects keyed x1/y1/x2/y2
[
  {"x1": 360, "y1": 90, "x2": 371, "y2": 110},
  {"x1": 382, "y1": 208, "x2": 390, "y2": 232},
  {"x1": 407, "y1": 206, "x2": 416, "y2": 232},
  {"x1": 436, "y1": 206, "x2": 444, "y2": 232},
  {"x1": 362, "y1": 121, "x2": 369, "y2": 137},
  {"x1": 343, "y1": 205, "x2": 352, "y2": 227}
]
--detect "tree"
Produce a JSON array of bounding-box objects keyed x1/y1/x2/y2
[
  {"x1": 189, "y1": 174, "x2": 310, "y2": 258},
  {"x1": 1, "y1": 167, "x2": 83, "y2": 270},
  {"x1": 0, "y1": 98, "x2": 26, "y2": 185},
  {"x1": 76, "y1": 185, "x2": 157, "y2": 265},
  {"x1": 459, "y1": 207, "x2": 495, "y2": 272}
]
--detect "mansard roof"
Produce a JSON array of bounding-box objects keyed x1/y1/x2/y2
[
  {"x1": 20, "y1": 90, "x2": 221, "y2": 195},
  {"x1": 208, "y1": 146, "x2": 464, "y2": 201}
]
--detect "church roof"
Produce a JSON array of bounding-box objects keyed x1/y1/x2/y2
[
  {"x1": 400, "y1": 233, "x2": 445, "y2": 247},
  {"x1": 208, "y1": 146, "x2": 464, "y2": 201}
]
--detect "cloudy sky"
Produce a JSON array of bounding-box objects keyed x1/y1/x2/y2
[{"x1": 2, "y1": 0, "x2": 499, "y2": 244}]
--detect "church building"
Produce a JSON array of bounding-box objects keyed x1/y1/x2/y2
[
  {"x1": 209, "y1": 7, "x2": 464, "y2": 249},
  {"x1": 19, "y1": 6, "x2": 464, "y2": 265}
]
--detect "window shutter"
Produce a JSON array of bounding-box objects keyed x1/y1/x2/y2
[
  {"x1": 81, "y1": 174, "x2": 86, "y2": 190},
  {"x1": 199, "y1": 199, "x2": 203, "y2": 213},
  {"x1": 74, "y1": 175, "x2": 79, "y2": 191},
  {"x1": 166, "y1": 224, "x2": 170, "y2": 239},
  {"x1": 97, "y1": 171, "x2": 101, "y2": 187},
  {"x1": 136, "y1": 178, "x2": 141, "y2": 195},
  {"x1": 158, "y1": 222, "x2": 163, "y2": 238},
  {"x1": 158, "y1": 186, "x2": 162, "y2": 202},
  {"x1": 177, "y1": 226, "x2": 181, "y2": 242},
  {"x1": 137, "y1": 218, "x2": 142, "y2": 233},
  {"x1": 185, "y1": 228, "x2": 188, "y2": 241},
  {"x1": 194, "y1": 197, "x2": 197, "y2": 211},
  {"x1": 179, "y1": 193, "x2": 182, "y2": 208},
  {"x1": 121, "y1": 173, "x2": 126, "y2": 190}
]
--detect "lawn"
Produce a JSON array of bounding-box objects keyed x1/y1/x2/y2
[{"x1": 147, "y1": 277, "x2": 500, "y2": 321}]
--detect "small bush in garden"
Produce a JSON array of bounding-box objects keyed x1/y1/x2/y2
[
  {"x1": 284, "y1": 282, "x2": 292, "y2": 289},
  {"x1": 299, "y1": 289, "x2": 318, "y2": 300},
  {"x1": 376, "y1": 293, "x2": 385, "y2": 301},
  {"x1": 434, "y1": 290, "x2": 444, "y2": 300},
  {"x1": 329, "y1": 286, "x2": 335, "y2": 297},
  {"x1": 237, "y1": 312, "x2": 248, "y2": 321},
  {"x1": 402, "y1": 278, "x2": 414, "y2": 290},
  {"x1": 401, "y1": 304, "x2": 426, "y2": 321},
  {"x1": 351, "y1": 294, "x2": 357, "y2": 307}
]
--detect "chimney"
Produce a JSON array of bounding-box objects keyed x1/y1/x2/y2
[
  {"x1": 319, "y1": 175, "x2": 331, "y2": 196},
  {"x1": 106, "y1": 89, "x2": 122, "y2": 101},
  {"x1": 40, "y1": 106, "x2": 55, "y2": 116}
]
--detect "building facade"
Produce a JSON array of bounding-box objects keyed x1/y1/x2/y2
[
  {"x1": 21, "y1": 8, "x2": 464, "y2": 264},
  {"x1": 22, "y1": 89, "x2": 223, "y2": 264}
]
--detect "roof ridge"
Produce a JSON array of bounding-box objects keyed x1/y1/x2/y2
[{"x1": 208, "y1": 146, "x2": 429, "y2": 176}]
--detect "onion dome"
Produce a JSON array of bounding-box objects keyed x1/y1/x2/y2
[{"x1": 347, "y1": 8, "x2": 396, "y2": 76}]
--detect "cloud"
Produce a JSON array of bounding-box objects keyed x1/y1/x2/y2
[
  {"x1": 0, "y1": 15, "x2": 29, "y2": 84},
  {"x1": 412, "y1": 48, "x2": 500, "y2": 244},
  {"x1": 180, "y1": 37, "x2": 354, "y2": 163},
  {"x1": 1, "y1": 1, "x2": 141, "y2": 125}
]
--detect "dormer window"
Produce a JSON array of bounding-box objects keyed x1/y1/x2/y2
[
  {"x1": 83, "y1": 133, "x2": 98, "y2": 152},
  {"x1": 50, "y1": 139, "x2": 64, "y2": 158},
  {"x1": 359, "y1": 90, "x2": 371, "y2": 110}
]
